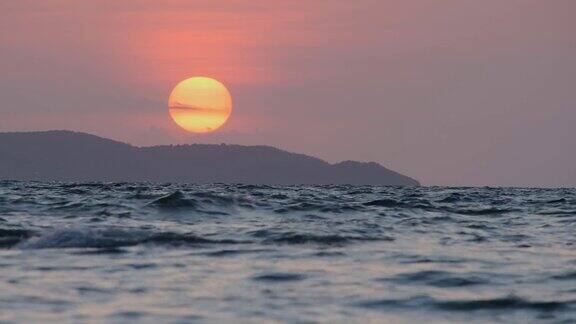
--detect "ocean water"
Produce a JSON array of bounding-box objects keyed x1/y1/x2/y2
[{"x1": 0, "y1": 181, "x2": 575, "y2": 323}]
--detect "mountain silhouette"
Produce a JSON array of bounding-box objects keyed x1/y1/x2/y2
[{"x1": 0, "y1": 131, "x2": 419, "y2": 185}]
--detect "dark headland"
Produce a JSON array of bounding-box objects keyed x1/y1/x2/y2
[{"x1": 0, "y1": 131, "x2": 419, "y2": 185}]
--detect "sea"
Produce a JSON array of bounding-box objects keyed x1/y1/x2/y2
[{"x1": 0, "y1": 181, "x2": 575, "y2": 323}]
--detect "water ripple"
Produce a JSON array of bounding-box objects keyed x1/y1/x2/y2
[{"x1": 0, "y1": 182, "x2": 575, "y2": 322}]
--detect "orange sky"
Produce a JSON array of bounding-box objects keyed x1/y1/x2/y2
[{"x1": 1, "y1": 0, "x2": 576, "y2": 186}]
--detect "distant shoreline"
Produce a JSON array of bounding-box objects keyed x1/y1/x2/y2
[{"x1": 0, "y1": 130, "x2": 419, "y2": 186}]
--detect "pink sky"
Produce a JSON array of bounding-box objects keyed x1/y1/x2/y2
[{"x1": 1, "y1": 0, "x2": 575, "y2": 186}]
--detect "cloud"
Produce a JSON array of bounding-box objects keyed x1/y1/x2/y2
[{"x1": 169, "y1": 103, "x2": 219, "y2": 112}]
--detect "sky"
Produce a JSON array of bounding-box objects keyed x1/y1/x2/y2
[{"x1": 1, "y1": 0, "x2": 575, "y2": 187}]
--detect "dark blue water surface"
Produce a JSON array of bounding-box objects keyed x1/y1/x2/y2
[{"x1": 0, "y1": 181, "x2": 575, "y2": 323}]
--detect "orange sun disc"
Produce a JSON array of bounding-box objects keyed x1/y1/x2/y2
[{"x1": 168, "y1": 77, "x2": 232, "y2": 133}]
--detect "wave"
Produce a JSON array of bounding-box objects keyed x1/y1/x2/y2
[
  {"x1": 17, "y1": 227, "x2": 248, "y2": 249},
  {"x1": 447, "y1": 207, "x2": 519, "y2": 216},
  {"x1": 435, "y1": 296, "x2": 569, "y2": 312},
  {"x1": 383, "y1": 270, "x2": 491, "y2": 287},
  {"x1": 147, "y1": 191, "x2": 252, "y2": 214},
  {"x1": 356, "y1": 295, "x2": 572, "y2": 312},
  {"x1": 258, "y1": 231, "x2": 392, "y2": 246},
  {"x1": 148, "y1": 191, "x2": 199, "y2": 209},
  {"x1": 252, "y1": 272, "x2": 307, "y2": 282},
  {"x1": 0, "y1": 228, "x2": 36, "y2": 248},
  {"x1": 364, "y1": 199, "x2": 406, "y2": 208},
  {"x1": 551, "y1": 271, "x2": 576, "y2": 281},
  {"x1": 2, "y1": 182, "x2": 576, "y2": 321},
  {"x1": 11, "y1": 226, "x2": 391, "y2": 249}
]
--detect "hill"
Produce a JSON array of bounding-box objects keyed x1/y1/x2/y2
[{"x1": 0, "y1": 131, "x2": 419, "y2": 185}]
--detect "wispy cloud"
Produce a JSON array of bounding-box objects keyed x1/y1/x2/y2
[{"x1": 169, "y1": 103, "x2": 222, "y2": 112}]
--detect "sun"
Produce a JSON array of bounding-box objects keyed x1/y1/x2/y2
[{"x1": 168, "y1": 77, "x2": 232, "y2": 133}]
